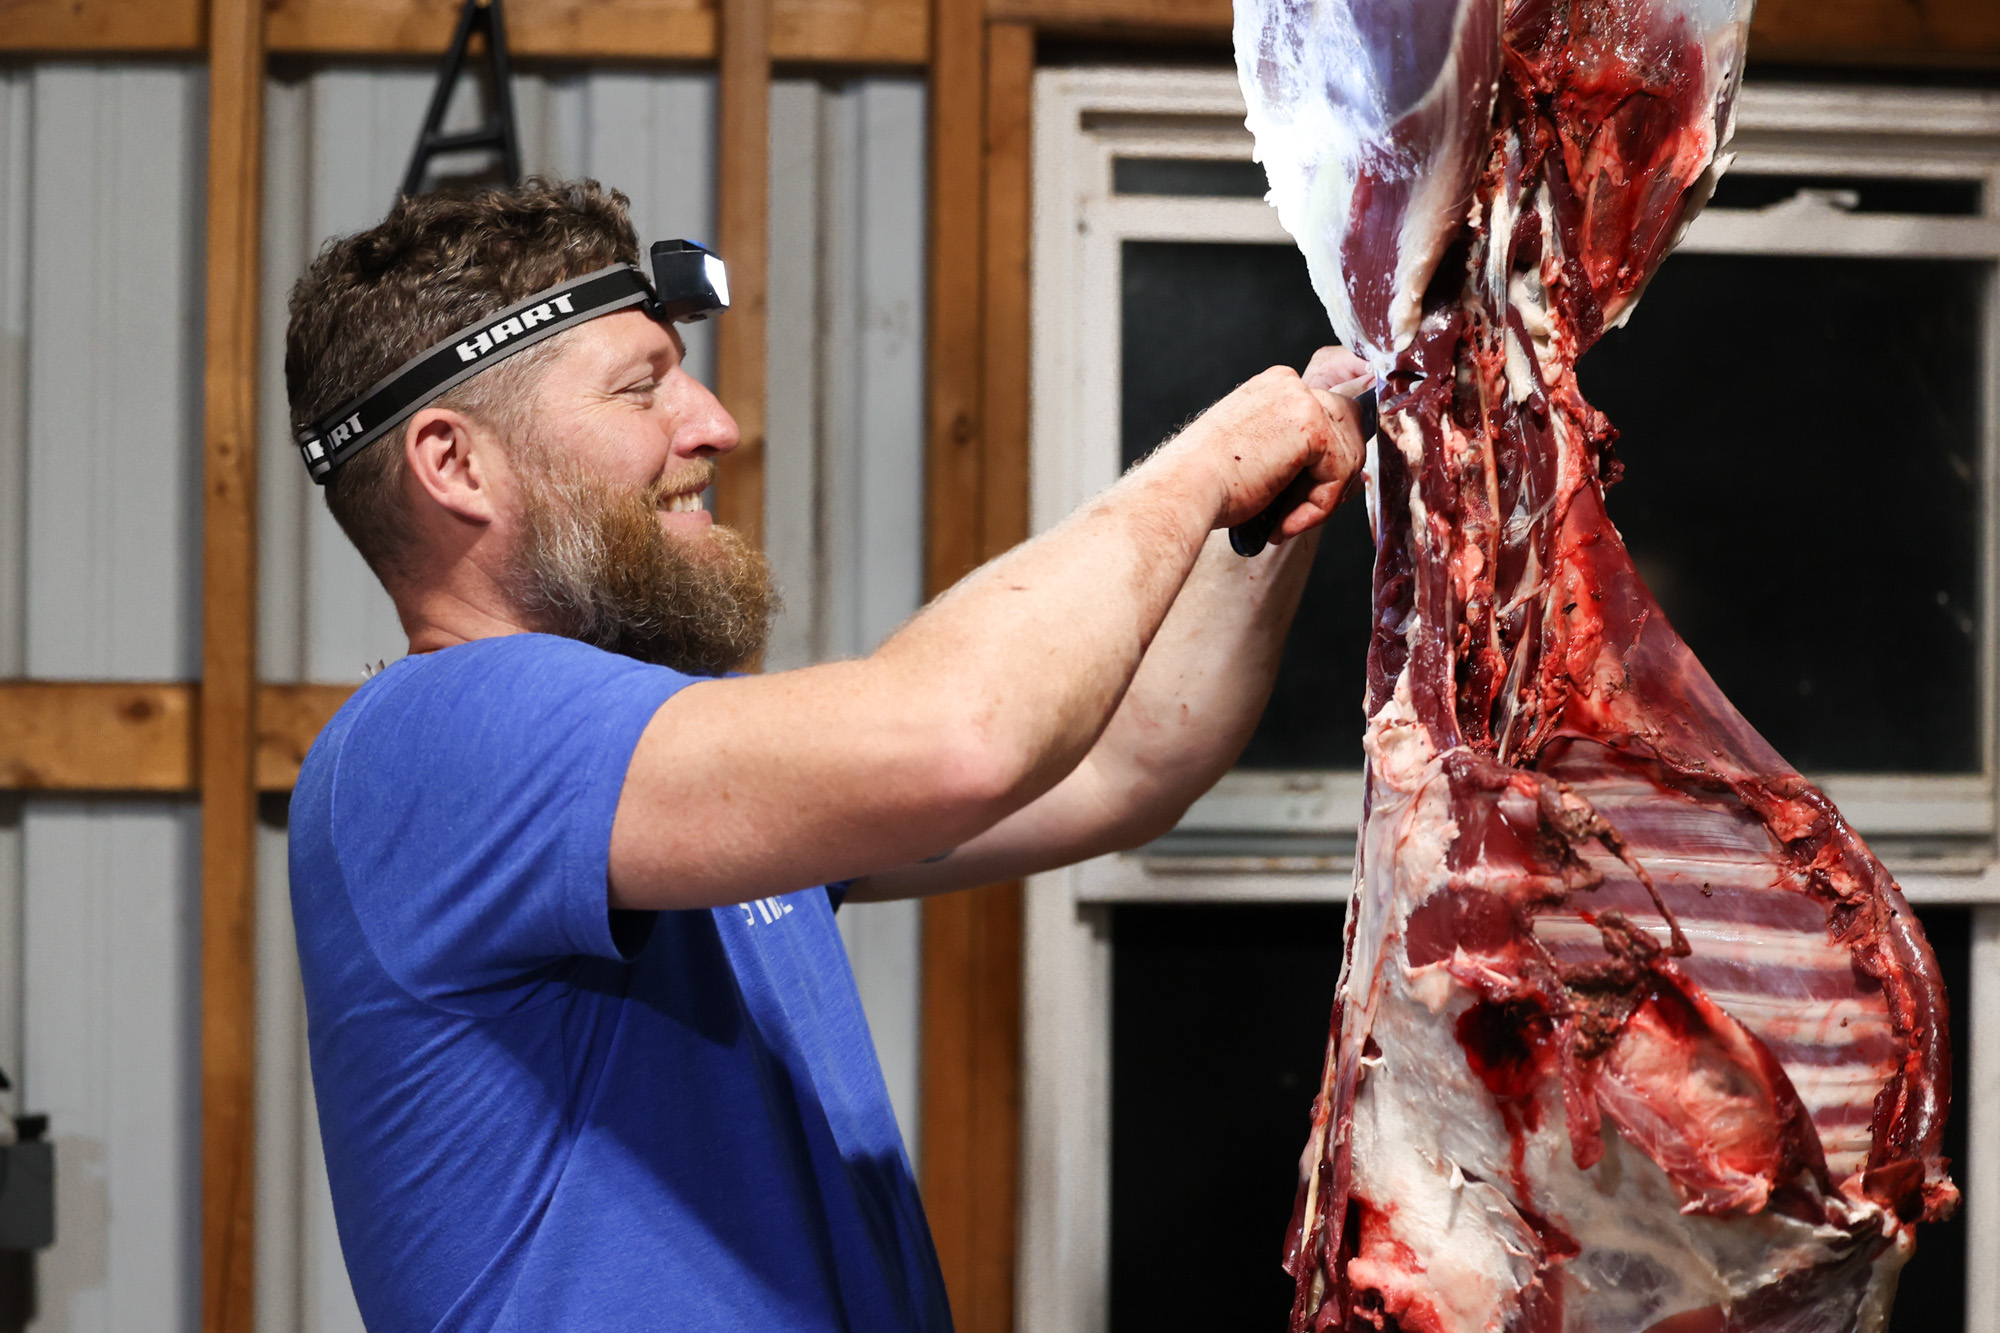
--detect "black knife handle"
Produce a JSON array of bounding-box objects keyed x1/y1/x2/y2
[{"x1": 1229, "y1": 388, "x2": 1378, "y2": 557}]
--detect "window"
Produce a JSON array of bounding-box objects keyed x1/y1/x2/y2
[{"x1": 1022, "y1": 68, "x2": 2000, "y2": 1333}]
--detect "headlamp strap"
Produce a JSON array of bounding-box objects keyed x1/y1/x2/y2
[{"x1": 297, "y1": 263, "x2": 654, "y2": 484}]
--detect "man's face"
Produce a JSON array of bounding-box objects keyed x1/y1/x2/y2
[{"x1": 497, "y1": 310, "x2": 776, "y2": 675}]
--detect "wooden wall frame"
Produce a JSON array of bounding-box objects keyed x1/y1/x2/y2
[{"x1": 0, "y1": 2, "x2": 1995, "y2": 1331}]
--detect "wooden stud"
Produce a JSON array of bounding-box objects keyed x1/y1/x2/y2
[
  {"x1": 714, "y1": 0, "x2": 772, "y2": 551},
  {"x1": 200, "y1": 0, "x2": 265, "y2": 1326},
  {"x1": 919, "y1": 7, "x2": 1038, "y2": 1333},
  {"x1": 922, "y1": 0, "x2": 988, "y2": 601},
  {"x1": 981, "y1": 21, "x2": 1034, "y2": 565},
  {"x1": 917, "y1": 24, "x2": 1036, "y2": 1333}
]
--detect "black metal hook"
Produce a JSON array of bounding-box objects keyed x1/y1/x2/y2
[{"x1": 399, "y1": 0, "x2": 522, "y2": 202}]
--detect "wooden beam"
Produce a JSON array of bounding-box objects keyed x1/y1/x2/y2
[
  {"x1": 714, "y1": 0, "x2": 772, "y2": 550},
  {"x1": 0, "y1": 0, "x2": 203, "y2": 52},
  {"x1": 261, "y1": 0, "x2": 928, "y2": 64},
  {"x1": 16, "y1": 0, "x2": 2000, "y2": 69},
  {"x1": 0, "y1": 683, "x2": 196, "y2": 791},
  {"x1": 200, "y1": 0, "x2": 265, "y2": 1323},
  {"x1": 976, "y1": 0, "x2": 2000, "y2": 66},
  {"x1": 983, "y1": 0, "x2": 1224, "y2": 34},
  {"x1": 1750, "y1": 0, "x2": 2000, "y2": 67},
  {"x1": 771, "y1": 0, "x2": 929, "y2": 66},
  {"x1": 0, "y1": 683, "x2": 353, "y2": 794},
  {"x1": 254, "y1": 684, "x2": 357, "y2": 792}
]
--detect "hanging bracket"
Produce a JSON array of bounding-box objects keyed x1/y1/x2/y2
[{"x1": 399, "y1": 0, "x2": 522, "y2": 201}]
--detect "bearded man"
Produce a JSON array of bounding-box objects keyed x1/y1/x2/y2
[{"x1": 284, "y1": 178, "x2": 1365, "y2": 1332}]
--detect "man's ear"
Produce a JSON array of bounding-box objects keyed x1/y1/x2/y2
[{"x1": 404, "y1": 406, "x2": 501, "y2": 524}]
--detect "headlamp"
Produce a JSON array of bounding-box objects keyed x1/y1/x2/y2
[{"x1": 296, "y1": 239, "x2": 730, "y2": 484}]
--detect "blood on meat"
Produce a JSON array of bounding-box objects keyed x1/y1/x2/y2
[{"x1": 1235, "y1": 0, "x2": 1957, "y2": 1328}]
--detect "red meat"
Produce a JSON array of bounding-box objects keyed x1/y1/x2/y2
[{"x1": 1236, "y1": 1, "x2": 1958, "y2": 1328}]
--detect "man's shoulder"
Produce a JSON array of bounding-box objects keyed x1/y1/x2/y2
[{"x1": 300, "y1": 634, "x2": 699, "y2": 796}]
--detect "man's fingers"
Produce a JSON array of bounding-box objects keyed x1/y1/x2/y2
[{"x1": 1303, "y1": 345, "x2": 1369, "y2": 392}]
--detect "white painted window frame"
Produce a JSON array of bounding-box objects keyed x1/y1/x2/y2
[{"x1": 1021, "y1": 67, "x2": 2000, "y2": 1333}]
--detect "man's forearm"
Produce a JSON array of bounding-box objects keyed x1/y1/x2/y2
[
  {"x1": 845, "y1": 527, "x2": 1321, "y2": 903},
  {"x1": 1080, "y1": 525, "x2": 1322, "y2": 832}
]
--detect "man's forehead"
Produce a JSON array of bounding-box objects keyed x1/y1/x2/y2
[{"x1": 558, "y1": 309, "x2": 683, "y2": 375}]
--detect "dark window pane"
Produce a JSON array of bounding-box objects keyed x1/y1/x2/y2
[
  {"x1": 1113, "y1": 156, "x2": 1271, "y2": 198},
  {"x1": 1580, "y1": 254, "x2": 1985, "y2": 773},
  {"x1": 1121, "y1": 241, "x2": 1374, "y2": 768},
  {"x1": 1107, "y1": 903, "x2": 1970, "y2": 1332},
  {"x1": 1110, "y1": 905, "x2": 1346, "y2": 1332},
  {"x1": 1123, "y1": 245, "x2": 1987, "y2": 775},
  {"x1": 1708, "y1": 173, "x2": 1982, "y2": 216}
]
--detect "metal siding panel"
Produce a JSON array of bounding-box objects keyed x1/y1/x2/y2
[
  {"x1": 823, "y1": 77, "x2": 928, "y2": 1161},
  {"x1": 513, "y1": 68, "x2": 585, "y2": 178},
  {"x1": 579, "y1": 72, "x2": 718, "y2": 387},
  {"x1": 259, "y1": 73, "x2": 312, "y2": 683},
  {"x1": 817, "y1": 83, "x2": 864, "y2": 658},
  {"x1": 763, "y1": 78, "x2": 821, "y2": 672},
  {"x1": 24, "y1": 65, "x2": 204, "y2": 681},
  {"x1": 299, "y1": 67, "x2": 434, "y2": 682},
  {"x1": 254, "y1": 820, "x2": 303, "y2": 1333},
  {"x1": 853, "y1": 78, "x2": 926, "y2": 651},
  {"x1": 0, "y1": 70, "x2": 29, "y2": 680},
  {"x1": 0, "y1": 798, "x2": 19, "y2": 1119},
  {"x1": 23, "y1": 798, "x2": 201, "y2": 1333}
]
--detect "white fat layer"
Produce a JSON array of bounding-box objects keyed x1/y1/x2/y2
[{"x1": 1352, "y1": 817, "x2": 1884, "y2": 1330}]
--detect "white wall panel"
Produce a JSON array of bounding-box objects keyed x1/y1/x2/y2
[
  {"x1": 24, "y1": 66, "x2": 204, "y2": 682},
  {"x1": 762, "y1": 77, "x2": 930, "y2": 1158},
  {"x1": 764, "y1": 79, "x2": 823, "y2": 672},
  {"x1": 0, "y1": 73, "x2": 33, "y2": 1130},
  {"x1": 1, "y1": 62, "x2": 207, "y2": 1333},
  {"x1": 22, "y1": 801, "x2": 200, "y2": 1333},
  {"x1": 562, "y1": 72, "x2": 718, "y2": 387},
  {"x1": 0, "y1": 70, "x2": 29, "y2": 682}
]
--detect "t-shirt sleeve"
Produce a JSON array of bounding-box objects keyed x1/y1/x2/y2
[{"x1": 326, "y1": 636, "x2": 695, "y2": 1014}]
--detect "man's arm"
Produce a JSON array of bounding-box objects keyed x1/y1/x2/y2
[
  {"x1": 845, "y1": 524, "x2": 1323, "y2": 900},
  {"x1": 848, "y1": 345, "x2": 1369, "y2": 900},
  {"x1": 607, "y1": 366, "x2": 1364, "y2": 911}
]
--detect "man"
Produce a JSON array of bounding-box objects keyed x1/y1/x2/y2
[{"x1": 285, "y1": 178, "x2": 1365, "y2": 1331}]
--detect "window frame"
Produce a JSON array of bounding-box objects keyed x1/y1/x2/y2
[{"x1": 1021, "y1": 66, "x2": 2000, "y2": 1333}]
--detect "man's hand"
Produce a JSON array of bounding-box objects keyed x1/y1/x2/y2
[
  {"x1": 1166, "y1": 359, "x2": 1368, "y2": 544},
  {"x1": 1303, "y1": 344, "x2": 1370, "y2": 393}
]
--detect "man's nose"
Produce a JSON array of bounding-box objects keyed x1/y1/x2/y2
[{"x1": 672, "y1": 376, "x2": 741, "y2": 459}]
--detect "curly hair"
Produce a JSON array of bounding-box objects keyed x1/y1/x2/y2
[{"x1": 285, "y1": 178, "x2": 642, "y2": 581}]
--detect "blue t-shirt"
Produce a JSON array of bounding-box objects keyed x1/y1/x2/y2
[{"x1": 288, "y1": 633, "x2": 952, "y2": 1332}]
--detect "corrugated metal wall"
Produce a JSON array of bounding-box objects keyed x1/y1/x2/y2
[
  {"x1": 0, "y1": 58, "x2": 927, "y2": 1331},
  {"x1": 0, "y1": 62, "x2": 208, "y2": 1333}
]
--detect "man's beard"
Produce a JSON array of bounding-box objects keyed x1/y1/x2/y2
[{"x1": 509, "y1": 451, "x2": 776, "y2": 675}]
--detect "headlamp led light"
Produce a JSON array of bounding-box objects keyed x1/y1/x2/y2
[{"x1": 295, "y1": 239, "x2": 729, "y2": 484}]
